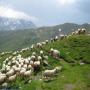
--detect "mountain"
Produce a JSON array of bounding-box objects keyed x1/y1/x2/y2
[
  {"x1": 0, "y1": 16, "x2": 36, "y2": 30},
  {"x1": 0, "y1": 23, "x2": 90, "y2": 51}
]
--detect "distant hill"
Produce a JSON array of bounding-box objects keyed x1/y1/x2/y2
[
  {"x1": 0, "y1": 23, "x2": 90, "y2": 51},
  {"x1": 0, "y1": 16, "x2": 36, "y2": 31}
]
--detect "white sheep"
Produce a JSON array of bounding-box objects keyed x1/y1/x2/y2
[
  {"x1": 41, "y1": 42, "x2": 46, "y2": 45},
  {"x1": 30, "y1": 61, "x2": 34, "y2": 66},
  {"x1": 43, "y1": 68, "x2": 57, "y2": 77},
  {"x1": 6, "y1": 69, "x2": 14, "y2": 76},
  {"x1": 38, "y1": 56, "x2": 42, "y2": 61},
  {"x1": 8, "y1": 74, "x2": 17, "y2": 82},
  {"x1": 45, "y1": 40, "x2": 49, "y2": 44},
  {"x1": 40, "y1": 50, "x2": 44, "y2": 55},
  {"x1": 2, "y1": 82, "x2": 8, "y2": 87},
  {"x1": 20, "y1": 68, "x2": 26, "y2": 76},
  {"x1": 50, "y1": 48, "x2": 60, "y2": 58},
  {"x1": 32, "y1": 52, "x2": 36, "y2": 56},
  {"x1": 36, "y1": 43, "x2": 42, "y2": 48},
  {"x1": 28, "y1": 65, "x2": 32, "y2": 69},
  {"x1": 0, "y1": 74, "x2": 6, "y2": 83},
  {"x1": 53, "y1": 50, "x2": 60, "y2": 58},
  {"x1": 34, "y1": 61, "x2": 40, "y2": 67},
  {"x1": 24, "y1": 70, "x2": 32, "y2": 77},
  {"x1": 31, "y1": 55, "x2": 36, "y2": 61}
]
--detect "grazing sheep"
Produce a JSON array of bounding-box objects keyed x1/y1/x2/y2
[
  {"x1": 24, "y1": 59, "x2": 29, "y2": 64},
  {"x1": 0, "y1": 74, "x2": 6, "y2": 83},
  {"x1": 54, "y1": 36, "x2": 58, "y2": 41},
  {"x1": 41, "y1": 42, "x2": 46, "y2": 45},
  {"x1": 36, "y1": 43, "x2": 42, "y2": 48},
  {"x1": 50, "y1": 38, "x2": 54, "y2": 42},
  {"x1": 40, "y1": 50, "x2": 44, "y2": 55},
  {"x1": 24, "y1": 70, "x2": 32, "y2": 77},
  {"x1": 20, "y1": 68, "x2": 26, "y2": 76},
  {"x1": 60, "y1": 34, "x2": 65, "y2": 40},
  {"x1": 50, "y1": 48, "x2": 60, "y2": 58},
  {"x1": 43, "y1": 69, "x2": 57, "y2": 77},
  {"x1": 23, "y1": 64, "x2": 28, "y2": 69},
  {"x1": 43, "y1": 66, "x2": 61, "y2": 78},
  {"x1": 28, "y1": 65, "x2": 32, "y2": 69},
  {"x1": 45, "y1": 40, "x2": 49, "y2": 44},
  {"x1": 32, "y1": 52, "x2": 36, "y2": 56},
  {"x1": 30, "y1": 61, "x2": 34, "y2": 66},
  {"x1": 38, "y1": 56, "x2": 42, "y2": 61},
  {"x1": 2, "y1": 82, "x2": 8, "y2": 87},
  {"x1": 43, "y1": 55, "x2": 48, "y2": 60},
  {"x1": 34, "y1": 61, "x2": 40, "y2": 67},
  {"x1": 31, "y1": 55, "x2": 36, "y2": 61},
  {"x1": 6, "y1": 69, "x2": 14, "y2": 76},
  {"x1": 8, "y1": 74, "x2": 17, "y2": 82}
]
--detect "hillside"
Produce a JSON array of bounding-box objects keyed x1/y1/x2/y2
[
  {"x1": 0, "y1": 34, "x2": 90, "y2": 90},
  {"x1": 0, "y1": 23, "x2": 90, "y2": 52}
]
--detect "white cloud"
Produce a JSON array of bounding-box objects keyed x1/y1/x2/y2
[
  {"x1": 0, "y1": 6, "x2": 38, "y2": 21},
  {"x1": 57, "y1": 0, "x2": 75, "y2": 6}
]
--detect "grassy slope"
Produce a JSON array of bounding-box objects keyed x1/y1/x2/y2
[
  {"x1": 0, "y1": 23, "x2": 90, "y2": 52},
  {"x1": 0, "y1": 35, "x2": 90, "y2": 90}
]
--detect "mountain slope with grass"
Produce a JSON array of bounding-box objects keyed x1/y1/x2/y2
[
  {"x1": 0, "y1": 23, "x2": 90, "y2": 52},
  {"x1": 0, "y1": 34, "x2": 90, "y2": 90}
]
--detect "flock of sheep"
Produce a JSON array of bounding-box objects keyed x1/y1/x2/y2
[
  {"x1": 0, "y1": 28, "x2": 86, "y2": 88},
  {"x1": 0, "y1": 48, "x2": 61, "y2": 88}
]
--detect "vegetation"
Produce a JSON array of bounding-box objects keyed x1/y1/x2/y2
[{"x1": 0, "y1": 34, "x2": 90, "y2": 90}]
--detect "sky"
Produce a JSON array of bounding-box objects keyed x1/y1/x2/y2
[{"x1": 0, "y1": 0, "x2": 90, "y2": 26}]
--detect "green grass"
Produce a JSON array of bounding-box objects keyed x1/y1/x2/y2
[
  {"x1": 0, "y1": 34, "x2": 90, "y2": 90},
  {"x1": 20, "y1": 61, "x2": 90, "y2": 90}
]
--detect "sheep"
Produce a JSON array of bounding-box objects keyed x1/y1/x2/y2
[
  {"x1": 54, "y1": 36, "x2": 58, "y2": 41},
  {"x1": 41, "y1": 42, "x2": 46, "y2": 45},
  {"x1": 38, "y1": 56, "x2": 42, "y2": 61},
  {"x1": 50, "y1": 48, "x2": 60, "y2": 58},
  {"x1": 34, "y1": 61, "x2": 40, "y2": 67},
  {"x1": 45, "y1": 40, "x2": 49, "y2": 44},
  {"x1": 43, "y1": 68, "x2": 57, "y2": 77},
  {"x1": 43, "y1": 55, "x2": 48, "y2": 60},
  {"x1": 30, "y1": 61, "x2": 34, "y2": 66},
  {"x1": 2, "y1": 82, "x2": 8, "y2": 87},
  {"x1": 6, "y1": 69, "x2": 14, "y2": 76},
  {"x1": 60, "y1": 34, "x2": 65, "y2": 40},
  {"x1": 24, "y1": 70, "x2": 32, "y2": 77},
  {"x1": 28, "y1": 65, "x2": 32, "y2": 70},
  {"x1": 31, "y1": 55, "x2": 36, "y2": 61},
  {"x1": 24, "y1": 59, "x2": 29, "y2": 64},
  {"x1": 6, "y1": 65, "x2": 11, "y2": 71},
  {"x1": 0, "y1": 74, "x2": 6, "y2": 83},
  {"x1": 23, "y1": 64, "x2": 28, "y2": 69},
  {"x1": 36, "y1": 43, "x2": 42, "y2": 48},
  {"x1": 20, "y1": 68, "x2": 26, "y2": 76},
  {"x1": 8, "y1": 74, "x2": 17, "y2": 82},
  {"x1": 55, "y1": 66, "x2": 62, "y2": 72},
  {"x1": 50, "y1": 38, "x2": 54, "y2": 42},
  {"x1": 43, "y1": 66, "x2": 61, "y2": 78},
  {"x1": 40, "y1": 50, "x2": 44, "y2": 55},
  {"x1": 53, "y1": 50, "x2": 60, "y2": 58},
  {"x1": 32, "y1": 52, "x2": 36, "y2": 56}
]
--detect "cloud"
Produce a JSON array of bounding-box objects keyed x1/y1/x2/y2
[
  {"x1": 0, "y1": 6, "x2": 38, "y2": 21},
  {"x1": 56, "y1": 0, "x2": 75, "y2": 6}
]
